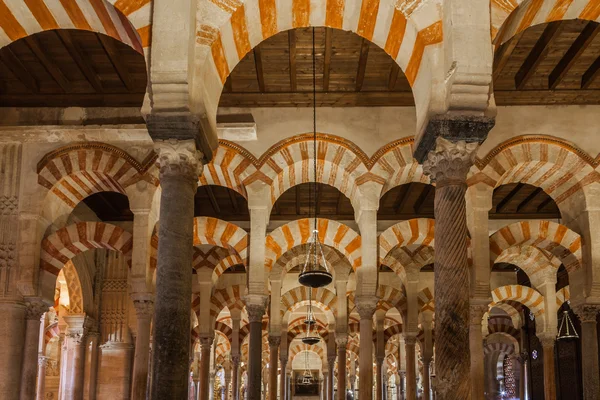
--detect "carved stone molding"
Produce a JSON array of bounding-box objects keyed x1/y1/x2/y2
[
  {"x1": 335, "y1": 334, "x2": 348, "y2": 348},
  {"x1": 25, "y1": 298, "x2": 48, "y2": 320},
  {"x1": 280, "y1": 356, "x2": 289, "y2": 365},
  {"x1": 355, "y1": 296, "x2": 379, "y2": 320},
  {"x1": 573, "y1": 304, "x2": 600, "y2": 323},
  {"x1": 268, "y1": 335, "x2": 281, "y2": 348},
  {"x1": 422, "y1": 137, "x2": 479, "y2": 186},
  {"x1": 327, "y1": 356, "x2": 336, "y2": 366},
  {"x1": 154, "y1": 139, "x2": 203, "y2": 180},
  {"x1": 469, "y1": 303, "x2": 490, "y2": 326},
  {"x1": 403, "y1": 335, "x2": 418, "y2": 346},
  {"x1": 38, "y1": 355, "x2": 49, "y2": 367},
  {"x1": 132, "y1": 297, "x2": 154, "y2": 319},
  {"x1": 199, "y1": 335, "x2": 214, "y2": 348}
]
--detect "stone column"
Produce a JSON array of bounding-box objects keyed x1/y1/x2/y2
[
  {"x1": 327, "y1": 356, "x2": 335, "y2": 400},
  {"x1": 574, "y1": 305, "x2": 600, "y2": 399},
  {"x1": 268, "y1": 336, "x2": 280, "y2": 400},
  {"x1": 63, "y1": 324, "x2": 87, "y2": 399},
  {"x1": 422, "y1": 360, "x2": 431, "y2": 400},
  {"x1": 199, "y1": 335, "x2": 214, "y2": 400},
  {"x1": 20, "y1": 299, "x2": 47, "y2": 400},
  {"x1": 280, "y1": 356, "x2": 288, "y2": 400},
  {"x1": 246, "y1": 299, "x2": 266, "y2": 400},
  {"x1": 404, "y1": 336, "x2": 417, "y2": 400},
  {"x1": 131, "y1": 294, "x2": 154, "y2": 400},
  {"x1": 469, "y1": 303, "x2": 487, "y2": 400},
  {"x1": 376, "y1": 357, "x2": 384, "y2": 400},
  {"x1": 0, "y1": 300, "x2": 26, "y2": 400},
  {"x1": 83, "y1": 331, "x2": 100, "y2": 400},
  {"x1": 422, "y1": 137, "x2": 481, "y2": 399},
  {"x1": 232, "y1": 356, "x2": 241, "y2": 400},
  {"x1": 398, "y1": 372, "x2": 405, "y2": 400},
  {"x1": 150, "y1": 139, "x2": 202, "y2": 400},
  {"x1": 336, "y1": 335, "x2": 348, "y2": 400},
  {"x1": 356, "y1": 297, "x2": 378, "y2": 400},
  {"x1": 539, "y1": 335, "x2": 556, "y2": 400},
  {"x1": 36, "y1": 356, "x2": 48, "y2": 400}
]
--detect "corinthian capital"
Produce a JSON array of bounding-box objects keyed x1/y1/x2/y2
[
  {"x1": 154, "y1": 139, "x2": 203, "y2": 180},
  {"x1": 268, "y1": 335, "x2": 281, "y2": 348},
  {"x1": 573, "y1": 304, "x2": 600, "y2": 323},
  {"x1": 422, "y1": 137, "x2": 478, "y2": 186},
  {"x1": 355, "y1": 296, "x2": 379, "y2": 320},
  {"x1": 24, "y1": 298, "x2": 48, "y2": 320}
]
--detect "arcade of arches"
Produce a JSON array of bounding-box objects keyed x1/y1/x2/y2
[{"x1": 3, "y1": 1, "x2": 600, "y2": 400}]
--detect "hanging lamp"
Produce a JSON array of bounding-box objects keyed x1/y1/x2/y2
[
  {"x1": 298, "y1": 27, "x2": 333, "y2": 289},
  {"x1": 301, "y1": 351, "x2": 314, "y2": 384},
  {"x1": 302, "y1": 290, "x2": 322, "y2": 345},
  {"x1": 557, "y1": 310, "x2": 579, "y2": 340}
]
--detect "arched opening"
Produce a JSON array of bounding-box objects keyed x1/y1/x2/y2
[
  {"x1": 491, "y1": 183, "x2": 560, "y2": 219},
  {"x1": 78, "y1": 192, "x2": 133, "y2": 221},
  {"x1": 194, "y1": 185, "x2": 249, "y2": 220},
  {"x1": 378, "y1": 183, "x2": 435, "y2": 220}
]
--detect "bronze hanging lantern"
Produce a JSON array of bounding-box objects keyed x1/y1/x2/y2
[
  {"x1": 298, "y1": 27, "x2": 333, "y2": 290},
  {"x1": 302, "y1": 290, "x2": 321, "y2": 345},
  {"x1": 557, "y1": 310, "x2": 579, "y2": 340}
]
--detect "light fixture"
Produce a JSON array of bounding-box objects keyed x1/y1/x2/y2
[
  {"x1": 557, "y1": 310, "x2": 579, "y2": 340},
  {"x1": 298, "y1": 27, "x2": 333, "y2": 290},
  {"x1": 302, "y1": 290, "x2": 321, "y2": 345},
  {"x1": 300, "y1": 352, "x2": 315, "y2": 385}
]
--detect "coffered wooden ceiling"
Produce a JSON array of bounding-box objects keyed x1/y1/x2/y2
[
  {"x1": 220, "y1": 22, "x2": 600, "y2": 108},
  {"x1": 0, "y1": 29, "x2": 146, "y2": 107}
]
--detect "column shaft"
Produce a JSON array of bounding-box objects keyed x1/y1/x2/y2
[
  {"x1": 356, "y1": 299, "x2": 377, "y2": 400},
  {"x1": 404, "y1": 339, "x2": 416, "y2": 400},
  {"x1": 541, "y1": 339, "x2": 556, "y2": 400},
  {"x1": 469, "y1": 305, "x2": 486, "y2": 400},
  {"x1": 268, "y1": 337, "x2": 280, "y2": 400},
  {"x1": 151, "y1": 140, "x2": 199, "y2": 399},
  {"x1": 336, "y1": 337, "x2": 347, "y2": 400},
  {"x1": 0, "y1": 301, "x2": 26, "y2": 400},
  {"x1": 20, "y1": 301, "x2": 47, "y2": 400},
  {"x1": 422, "y1": 362, "x2": 430, "y2": 400},
  {"x1": 83, "y1": 332, "x2": 99, "y2": 400},
  {"x1": 64, "y1": 334, "x2": 86, "y2": 399},
  {"x1": 232, "y1": 358, "x2": 240, "y2": 400},
  {"x1": 376, "y1": 359, "x2": 383, "y2": 400},
  {"x1": 327, "y1": 357, "x2": 335, "y2": 400},
  {"x1": 575, "y1": 305, "x2": 600, "y2": 400},
  {"x1": 36, "y1": 357, "x2": 48, "y2": 400},
  {"x1": 280, "y1": 358, "x2": 287, "y2": 400},
  {"x1": 247, "y1": 303, "x2": 265, "y2": 400},
  {"x1": 131, "y1": 297, "x2": 153, "y2": 400},
  {"x1": 199, "y1": 337, "x2": 213, "y2": 400}
]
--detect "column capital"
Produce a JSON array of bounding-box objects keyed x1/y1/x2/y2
[
  {"x1": 327, "y1": 356, "x2": 336, "y2": 366},
  {"x1": 38, "y1": 355, "x2": 49, "y2": 367},
  {"x1": 537, "y1": 333, "x2": 556, "y2": 348},
  {"x1": 573, "y1": 303, "x2": 600, "y2": 323},
  {"x1": 199, "y1": 334, "x2": 214, "y2": 348},
  {"x1": 24, "y1": 297, "x2": 48, "y2": 320},
  {"x1": 355, "y1": 295, "x2": 378, "y2": 320},
  {"x1": 154, "y1": 138, "x2": 203, "y2": 180},
  {"x1": 335, "y1": 334, "x2": 348, "y2": 348},
  {"x1": 469, "y1": 303, "x2": 489, "y2": 326},
  {"x1": 268, "y1": 335, "x2": 281, "y2": 348},
  {"x1": 245, "y1": 295, "x2": 268, "y2": 323},
  {"x1": 422, "y1": 137, "x2": 478, "y2": 186},
  {"x1": 376, "y1": 356, "x2": 385, "y2": 365},
  {"x1": 279, "y1": 355, "x2": 288, "y2": 365},
  {"x1": 232, "y1": 355, "x2": 241, "y2": 364},
  {"x1": 132, "y1": 294, "x2": 154, "y2": 318},
  {"x1": 403, "y1": 335, "x2": 417, "y2": 346}
]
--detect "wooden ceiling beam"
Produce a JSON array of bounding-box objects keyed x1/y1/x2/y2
[
  {"x1": 393, "y1": 184, "x2": 411, "y2": 213},
  {"x1": 296, "y1": 185, "x2": 301, "y2": 215},
  {"x1": 0, "y1": 48, "x2": 39, "y2": 93},
  {"x1": 323, "y1": 28, "x2": 332, "y2": 92},
  {"x1": 549, "y1": 21, "x2": 600, "y2": 90},
  {"x1": 254, "y1": 47, "x2": 266, "y2": 92},
  {"x1": 335, "y1": 191, "x2": 343, "y2": 215},
  {"x1": 205, "y1": 186, "x2": 221, "y2": 214},
  {"x1": 98, "y1": 33, "x2": 135, "y2": 91},
  {"x1": 493, "y1": 32, "x2": 523, "y2": 82},
  {"x1": 24, "y1": 36, "x2": 71, "y2": 93},
  {"x1": 495, "y1": 183, "x2": 524, "y2": 213},
  {"x1": 56, "y1": 30, "x2": 103, "y2": 93},
  {"x1": 582, "y1": 54, "x2": 600, "y2": 89},
  {"x1": 219, "y1": 91, "x2": 415, "y2": 107},
  {"x1": 516, "y1": 187, "x2": 543, "y2": 212},
  {"x1": 515, "y1": 21, "x2": 563, "y2": 90},
  {"x1": 288, "y1": 30, "x2": 297, "y2": 91},
  {"x1": 315, "y1": 184, "x2": 321, "y2": 216},
  {"x1": 228, "y1": 189, "x2": 240, "y2": 214},
  {"x1": 414, "y1": 185, "x2": 432, "y2": 214},
  {"x1": 355, "y1": 39, "x2": 370, "y2": 91},
  {"x1": 388, "y1": 63, "x2": 400, "y2": 90},
  {"x1": 224, "y1": 77, "x2": 233, "y2": 92}
]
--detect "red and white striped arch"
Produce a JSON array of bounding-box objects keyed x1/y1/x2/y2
[
  {"x1": 265, "y1": 218, "x2": 361, "y2": 270},
  {"x1": 378, "y1": 284, "x2": 404, "y2": 313},
  {"x1": 281, "y1": 286, "x2": 337, "y2": 317},
  {"x1": 556, "y1": 285, "x2": 570, "y2": 307},
  {"x1": 483, "y1": 342, "x2": 515, "y2": 356},
  {"x1": 37, "y1": 143, "x2": 156, "y2": 213},
  {"x1": 210, "y1": 284, "x2": 246, "y2": 319},
  {"x1": 379, "y1": 218, "x2": 435, "y2": 262},
  {"x1": 382, "y1": 244, "x2": 434, "y2": 287},
  {"x1": 491, "y1": 284, "x2": 545, "y2": 316},
  {"x1": 198, "y1": 0, "x2": 443, "y2": 127},
  {"x1": 288, "y1": 343, "x2": 325, "y2": 364},
  {"x1": 0, "y1": 0, "x2": 152, "y2": 52},
  {"x1": 44, "y1": 322, "x2": 60, "y2": 345},
  {"x1": 193, "y1": 217, "x2": 249, "y2": 261},
  {"x1": 487, "y1": 315, "x2": 520, "y2": 341},
  {"x1": 494, "y1": 245, "x2": 562, "y2": 288},
  {"x1": 40, "y1": 221, "x2": 133, "y2": 275},
  {"x1": 489, "y1": 302, "x2": 523, "y2": 329},
  {"x1": 199, "y1": 141, "x2": 258, "y2": 198},
  {"x1": 489, "y1": 220, "x2": 582, "y2": 273},
  {"x1": 214, "y1": 321, "x2": 233, "y2": 342},
  {"x1": 472, "y1": 137, "x2": 599, "y2": 206},
  {"x1": 492, "y1": 0, "x2": 600, "y2": 46}
]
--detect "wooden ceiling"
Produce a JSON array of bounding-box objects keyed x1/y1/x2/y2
[
  {"x1": 0, "y1": 29, "x2": 146, "y2": 107},
  {"x1": 83, "y1": 182, "x2": 560, "y2": 222},
  {"x1": 220, "y1": 21, "x2": 600, "y2": 108}
]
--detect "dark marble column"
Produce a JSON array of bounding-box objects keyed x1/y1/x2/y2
[
  {"x1": 199, "y1": 335, "x2": 214, "y2": 400},
  {"x1": 356, "y1": 297, "x2": 377, "y2": 400},
  {"x1": 232, "y1": 355, "x2": 240, "y2": 400},
  {"x1": 336, "y1": 335, "x2": 348, "y2": 400},
  {"x1": 423, "y1": 136, "x2": 483, "y2": 400},
  {"x1": 246, "y1": 300, "x2": 266, "y2": 400},
  {"x1": 268, "y1": 336, "x2": 280, "y2": 400},
  {"x1": 574, "y1": 305, "x2": 600, "y2": 400},
  {"x1": 376, "y1": 357, "x2": 384, "y2": 400},
  {"x1": 20, "y1": 299, "x2": 47, "y2": 400},
  {"x1": 150, "y1": 139, "x2": 201, "y2": 400},
  {"x1": 131, "y1": 294, "x2": 153, "y2": 400},
  {"x1": 404, "y1": 336, "x2": 417, "y2": 400},
  {"x1": 327, "y1": 356, "x2": 335, "y2": 400},
  {"x1": 280, "y1": 356, "x2": 288, "y2": 400}
]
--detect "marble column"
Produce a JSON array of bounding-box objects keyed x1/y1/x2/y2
[
  {"x1": 422, "y1": 137, "x2": 481, "y2": 399},
  {"x1": 83, "y1": 331, "x2": 100, "y2": 400},
  {"x1": 539, "y1": 335, "x2": 556, "y2": 400},
  {"x1": 356, "y1": 298, "x2": 377, "y2": 400},
  {"x1": 199, "y1": 335, "x2": 214, "y2": 400},
  {"x1": 336, "y1": 335, "x2": 348, "y2": 400},
  {"x1": 469, "y1": 303, "x2": 487, "y2": 400},
  {"x1": 404, "y1": 336, "x2": 417, "y2": 400},
  {"x1": 20, "y1": 299, "x2": 47, "y2": 400},
  {"x1": 246, "y1": 300, "x2": 266, "y2": 400},
  {"x1": 151, "y1": 139, "x2": 201, "y2": 400},
  {"x1": 327, "y1": 356, "x2": 335, "y2": 400},
  {"x1": 376, "y1": 357, "x2": 384, "y2": 400},
  {"x1": 64, "y1": 329, "x2": 87, "y2": 399},
  {"x1": 422, "y1": 360, "x2": 431, "y2": 400},
  {"x1": 131, "y1": 294, "x2": 153, "y2": 400},
  {"x1": 268, "y1": 336, "x2": 280, "y2": 400},
  {"x1": 36, "y1": 356, "x2": 48, "y2": 400},
  {"x1": 232, "y1": 356, "x2": 241, "y2": 400},
  {"x1": 398, "y1": 372, "x2": 405, "y2": 400},
  {"x1": 0, "y1": 300, "x2": 26, "y2": 400},
  {"x1": 574, "y1": 305, "x2": 600, "y2": 400},
  {"x1": 280, "y1": 356, "x2": 288, "y2": 400}
]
